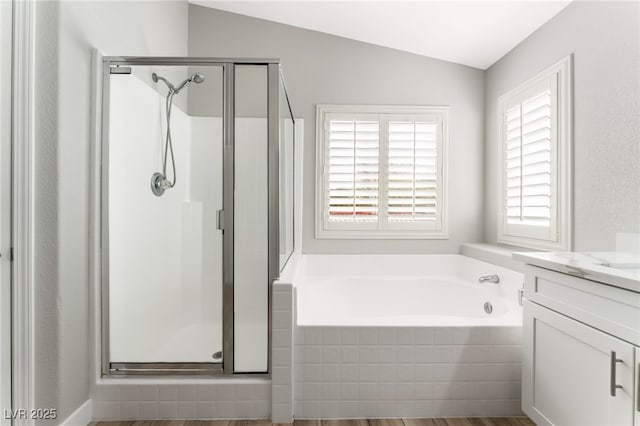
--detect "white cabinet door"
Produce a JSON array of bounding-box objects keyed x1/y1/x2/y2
[
  {"x1": 523, "y1": 301, "x2": 635, "y2": 426},
  {"x1": 635, "y1": 347, "x2": 640, "y2": 426}
]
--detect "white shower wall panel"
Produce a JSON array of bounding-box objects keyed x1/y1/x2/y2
[
  {"x1": 189, "y1": 116, "x2": 224, "y2": 350},
  {"x1": 234, "y1": 117, "x2": 269, "y2": 372}
]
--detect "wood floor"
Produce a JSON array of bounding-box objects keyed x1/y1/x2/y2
[{"x1": 91, "y1": 418, "x2": 535, "y2": 426}]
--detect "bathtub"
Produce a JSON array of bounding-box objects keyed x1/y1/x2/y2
[
  {"x1": 292, "y1": 254, "x2": 525, "y2": 419},
  {"x1": 297, "y1": 254, "x2": 522, "y2": 327}
]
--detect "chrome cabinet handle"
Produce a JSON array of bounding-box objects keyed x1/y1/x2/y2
[
  {"x1": 518, "y1": 287, "x2": 524, "y2": 306},
  {"x1": 637, "y1": 362, "x2": 640, "y2": 411},
  {"x1": 610, "y1": 351, "x2": 623, "y2": 397}
]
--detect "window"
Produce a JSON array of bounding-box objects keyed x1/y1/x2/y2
[
  {"x1": 497, "y1": 55, "x2": 572, "y2": 250},
  {"x1": 316, "y1": 105, "x2": 449, "y2": 239}
]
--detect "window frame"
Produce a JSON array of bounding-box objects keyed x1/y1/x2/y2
[
  {"x1": 315, "y1": 104, "x2": 449, "y2": 240},
  {"x1": 496, "y1": 55, "x2": 573, "y2": 251}
]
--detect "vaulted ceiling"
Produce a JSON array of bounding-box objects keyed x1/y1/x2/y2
[{"x1": 190, "y1": 1, "x2": 572, "y2": 69}]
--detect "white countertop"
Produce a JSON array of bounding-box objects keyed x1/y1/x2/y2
[{"x1": 513, "y1": 251, "x2": 640, "y2": 293}]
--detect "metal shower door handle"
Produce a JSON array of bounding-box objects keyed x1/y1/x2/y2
[
  {"x1": 217, "y1": 209, "x2": 224, "y2": 231},
  {"x1": 610, "y1": 351, "x2": 623, "y2": 397}
]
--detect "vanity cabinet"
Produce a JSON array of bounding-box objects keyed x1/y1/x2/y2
[
  {"x1": 521, "y1": 264, "x2": 640, "y2": 426},
  {"x1": 637, "y1": 347, "x2": 640, "y2": 426}
]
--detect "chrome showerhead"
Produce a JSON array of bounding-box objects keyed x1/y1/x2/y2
[
  {"x1": 152, "y1": 72, "x2": 175, "y2": 91},
  {"x1": 174, "y1": 73, "x2": 205, "y2": 94}
]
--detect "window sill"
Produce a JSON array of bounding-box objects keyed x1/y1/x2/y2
[
  {"x1": 316, "y1": 229, "x2": 449, "y2": 240},
  {"x1": 461, "y1": 242, "x2": 542, "y2": 273}
]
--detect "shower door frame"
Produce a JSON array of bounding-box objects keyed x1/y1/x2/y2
[{"x1": 100, "y1": 57, "x2": 280, "y2": 376}]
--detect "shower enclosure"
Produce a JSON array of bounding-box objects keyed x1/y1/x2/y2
[{"x1": 100, "y1": 57, "x2": 295, "y2": 375}]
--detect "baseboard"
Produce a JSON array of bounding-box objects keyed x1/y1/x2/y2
[{"x1": 60, "y1": 399, "x2": 92, "y2": 426}]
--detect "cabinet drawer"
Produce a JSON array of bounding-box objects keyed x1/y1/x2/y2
[{"x1": 525, "y1": 265, "x2": 640, "y2": 346}]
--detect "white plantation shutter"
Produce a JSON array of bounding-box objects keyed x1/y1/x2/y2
[
  {"x1": 388, "y1": 121, "x2": 439, "y2": 222},
  {"x1": 498, "y1": 55, "x2": 572, "y2": 251},
  {"x1": 318, "y1": 106, "x2": 448, "y2": 238},
  {"x1": 504, "y1": 89, "x2": 552, "y2": 228},
  {"x1": 328, "y1": 120, "x2": 379, "y2": 221}
]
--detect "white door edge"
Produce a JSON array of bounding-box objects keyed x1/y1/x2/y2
[
  {"x1": 0, "y1": 1, "x2": 12, "y2": 423},
  {"x1": 11, "y1": 1, "x2": 37, "y2": 425}
]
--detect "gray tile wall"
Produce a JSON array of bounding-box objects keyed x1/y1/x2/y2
[
  {"x1": 92, "y1": 381, "x2": 271, "y2": 420},
  {"x1": 294, "y1": 326, "x2": 523, "y2": 419},
  {"x1": 272, "y1": 284, "x2": 295, "y2": 422}
]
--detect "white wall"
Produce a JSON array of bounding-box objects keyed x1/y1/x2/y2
[
  {"x1": 188, "y1": 5, "x2": 486, "y2": 254},
  {"x1": 484, "y1": 1, "x2": 640, "y2": 250},
  {"x1": 31, "y1": 1, "x2": 188, "y2": 422}
]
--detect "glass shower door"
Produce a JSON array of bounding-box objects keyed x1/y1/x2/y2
[{"x1": 106, "y1": 64, "x2": 224, "y2": 369}]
